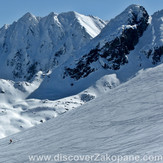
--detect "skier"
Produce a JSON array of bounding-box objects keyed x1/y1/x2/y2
[{"x1": 9, "y1": 139, "x2": 12, "y2": 144}]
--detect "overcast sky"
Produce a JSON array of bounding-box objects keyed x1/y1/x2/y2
[{"x1": 0, "y1": 0, "x2": 162, "y2": 27}]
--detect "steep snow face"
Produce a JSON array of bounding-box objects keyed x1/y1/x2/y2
[
  {"x1": 0, "y1": 11, "x2": 106, "y2": 81},
  {"x1": 139, "y1": 10, "x2": 163, "y2": 64},
  {"x1": 30, "y1": 4, "x2": 149, "y2": 100},
  {"x1": 1, "y1": 64, "x2": 163, "y2": 163},
  {"x1": 58, "y1": 11, "x2": 105, "y2": 38}
]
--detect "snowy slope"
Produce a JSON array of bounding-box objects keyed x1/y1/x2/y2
[
  {"x1": 0, "y1": 72, "x2": 43, "y2": 138},
  {"x1": 1, "y1": 63, "x2": 163, "y2": 163},
  {"x1": 0, "y1": 73, "x2": 119, "y2": 139}
]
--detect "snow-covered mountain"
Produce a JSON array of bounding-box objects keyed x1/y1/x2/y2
[
  {"x1": 0, "y1": 11, "x2": 106, "y2": 81},
  {"x1": 1, "y1": 4, "x2": 163, "y2": 144},
  {"x1": 0, "y1": 11, "x2": 107, "y2": 139},
  {"x1": 1, "y1": 62, "x2": 163, "y2": 163},
  {"x1": 30, "y1": 4, "x2": 150, "y2": 99},
  {"x1": 31, "y1": 4, "x2": 163, "y2": 100}
]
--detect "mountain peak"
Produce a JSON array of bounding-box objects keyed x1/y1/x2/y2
[
  {"x1": 123, "y1": 4, "x2": 147, "y2": 15},
  {"x1": 152, "y1": 9, "x2": 163, "y2": 18},
  {"x1": 47, "y1": 12, "x2": 58, "y2": 17},
  {"x1": 45, "y1": 12, "x2": 58, "y2": 22},
  {"x1": 58, "y1": 11, "x2": 79, "y2": 19},
  {"x1": 124, "y1": 4, "x2": 148, "y2": 22},
  {"x1": 98, "y1": 4, "x2": 148, "y2": 41},
  {"x1": 19, "y1": 12, "x2": 38, "y2": 23},
  {"x1": 125, "y1": 4, "x2": 146, "y2": 12},
  {"x1": 126, "y1": 4, "x2": 141, "y2": 9},
  {"x1": 22, "y1": 12, "x2": 35, "y2": 19},
  {"x1": 2, "y1": 24, "x2": 9, "y2": 30}
]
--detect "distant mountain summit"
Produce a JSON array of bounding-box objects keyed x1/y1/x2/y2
[{"x1": 0, "y1": 11, "x2": 106, "y2": 81}]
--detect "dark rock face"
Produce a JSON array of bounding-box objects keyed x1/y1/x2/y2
[
  {"x1": 145, "y1": 46, "x2": 163, "y2": 64},
  {"x1": 152, "y1": 46, "x2": 163, "y2": 64},
  {"x1": 27, "y1": 62, "x2": 38, "y2": 80},
  {"x1": 7, "y1": 50, "x2": 39, "y2": 81},
  {"x1": 65, "y1": 7, "x2": 149, "y2": 80},
  {"x1": 7, "y1": 50, "x2": 26, "y2": 79},
  {"x1": 130, "y1": 6, "x2": 149, "y2": 36},
  {"x1": 64, "y1": 48, "x2": 98, "y2": 80},
  {"x1": 80, "y1": 93, "x2": 95, "y2": 102}
]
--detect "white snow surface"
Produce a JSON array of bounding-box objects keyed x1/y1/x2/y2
[
  {"x1": 139, "y1": 10, "x2": 163, "y2": 59},
  {"x1": 0, "y1": 73, "x2": 119, "y2": 139},
  {"x1": 0, "y1": 63, "x2": 163, "y2": 162}
]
